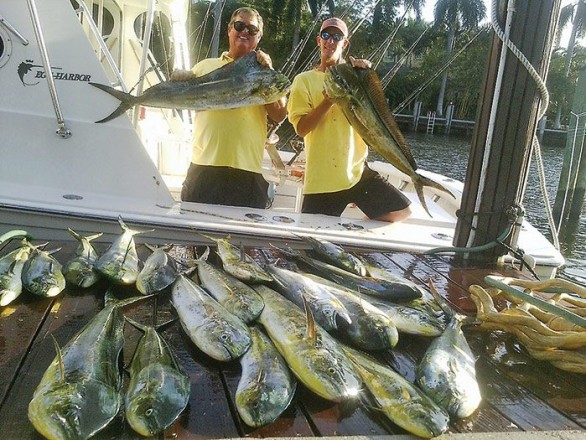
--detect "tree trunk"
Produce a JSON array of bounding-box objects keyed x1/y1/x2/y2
[
  {"x1": 292, "y1": 0, "x2": 302, "y2": 52},
  {"x1": 553, "y1": 8, "x2": 579, "y2": 129},
  {"x1": 436, "y1": 27, "x2": 455, "y2": 117}
]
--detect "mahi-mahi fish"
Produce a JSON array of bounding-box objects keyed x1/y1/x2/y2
[
  {"x1": 136, "y1": 244, "x2": 179, "y2": 295},
  {"x1": 235, "y1": 326, "x2": 296, "y2": 427},
  {"x1": 324, "y1": 64, "x2": 454, "y2": 216},
  {"x1": 254, "y1": 284, "x2": 361, "y2": 402},
  {"x1": 343, "y1": 345, "x2": 449, "y2": 439},
  {"x1": 274, "y1": 245, "x2": 421, "y2": 301},
  {"x1": 21, "y1": 245, "x2": 66, "y2": 298},
  {"x1": 28, "y1": 291, "x2": 149, "y2": 440},
  {"x1": 201, "y1": 234, "x2": 273, "y2": 283},
  {"x1": 62, "y1": 228, "x2": 103, "y2": 288},
  {"x1": 197, "y1": 255, "x2": 264, "y2": 324},
  {"x1": 267, "y1": 264, "x2": 352, "y2": 332},
  {"x1": 296, "y1": 235, "x2": 368, "y2": 276},
  {"x1": 94, "y1": 217, "x2": 152, "y2": 285},
  {"x1": 0, "y1": 240, "x2": 31, "y2": 306},
  {"x1": 124, "y1": 318, "x2": 190, "y2": 437},
  {"x1": 415, "y1": 282, "x2": 481, "y2": 419},
  {"x1": 91, "y1": 51, "x2": 291, "y2": 123},
  {"x1": 171, "y1": 274, "x2": 251, "y2": 361}
]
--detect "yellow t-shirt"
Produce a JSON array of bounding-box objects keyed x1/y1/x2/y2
[
  {"x1": 287, "y1": 69, "x2": 368, "y2": 194},
  {"x1": 191, "y1": 52, "x2": 268, "y2": 173}
]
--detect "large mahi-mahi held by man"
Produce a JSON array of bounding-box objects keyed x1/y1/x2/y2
[
  {"x1": 324, "y1": 64, "x2": 454, "y2": 216},
  {"x1": 91, "y1": 51, "x2": 291, "y2": 123}
]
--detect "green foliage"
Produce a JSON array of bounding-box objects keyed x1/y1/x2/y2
[{"x1": 546, "y1": 46, "x2": 586, "y2": 127}]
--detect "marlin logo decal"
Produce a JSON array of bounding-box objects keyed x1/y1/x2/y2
[{"x1": 17, "y1": 59, "x2": 91, "y2": 86}]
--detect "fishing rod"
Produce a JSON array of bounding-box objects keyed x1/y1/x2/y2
[
  {"x1": 381, "y1": 27, "x2": 429, "y2": 89},
  {"x1": 194, "y1": 2, "x2": 213, "y2": 64},
  {"x1": 393, "y1": 27, "x2": 487, "y2": 114},
  {"x1": 282, "y1": 11, "x2": 323, "y2": 78},
  {"x1": 291, "y1": 0, "x2": 376, "y2": 77},
  {"x1": 370, "y1": 0, "x2": 416, "y2": 70}
]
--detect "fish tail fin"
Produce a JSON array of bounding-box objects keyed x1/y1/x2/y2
[
  {"x1": 89, "y1": 82, "x2": 136, "y2": 123},
  {"x1": 125, "y1": 316, "x2": 148, "y2": 332},
  {"x1": 413, "y1": 172, "x2": 456, "y2": 218},
  {"x1": 0, "y1": 229, "x2": 31, "y2": 244}
]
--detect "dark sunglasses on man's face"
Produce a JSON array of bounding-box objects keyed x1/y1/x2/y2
[
  {"x1": 320, "y1": 31, "x2": 344, "y2": 42},
  {"x1": 233, "y1": 21, "x2": 260, "y2": 36}
]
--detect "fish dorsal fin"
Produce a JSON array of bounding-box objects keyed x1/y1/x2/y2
[
  {"x1": 358, "y1": 68, "x2": 417, "y2": 169},
  {"x1": 50, "y1": 334, "x2": 66, "y2": 382},
  {"x1": 428, "y1": 280, "x2": 454, "y2": 320},
  {"x1": 302, "y1": 295, "x2": 318, "y2": 343}
]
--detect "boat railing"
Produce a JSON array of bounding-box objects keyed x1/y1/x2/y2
[
  {"x1": 0, "y1": 12, "x2": 29, "y2": 45},
  {"x1": 26, "y1": 0, "x2": 71, "y2": 138},
  {"x1": 74, "y1": 0, "x2": 127, "y2": 91}
]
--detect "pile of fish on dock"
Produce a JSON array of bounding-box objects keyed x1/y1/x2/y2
[{"x1": 0, "y1": 218, "x2": 482, "y2": 439}]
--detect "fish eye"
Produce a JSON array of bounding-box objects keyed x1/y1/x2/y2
[
  {"x1": 145, "y1": 408, "x2": 154, "y2": 416},
  {"x1": 220, "y1": 333, "x2": 229, "y2": 341},
  {"x1": 328, "y1": 367, "x2": 336, "y2": 375}
]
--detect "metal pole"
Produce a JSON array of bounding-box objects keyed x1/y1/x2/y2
[
  {"x1": 26, "y1": 0, "x2": 71, "y2": 138},
  {"x1": 0, "y1": 13, "x2": 29, "y2": 45},
  {"x1": 132, "y1": 0, "x2": 156, "y2": 126}
]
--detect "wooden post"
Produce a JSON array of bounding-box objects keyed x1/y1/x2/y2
[
  {"x1": 553, "y1": 65, "x2": 586, "y2": 239},
  {"x1": 412, "y1": 101, "x2": 421, "y2": 131},
  {"x1": 445, "y1": 103, "x2": 454, "y2": 134},
  {"x1": 453, "y1": 0, "x2": 561, "y2": 264}
]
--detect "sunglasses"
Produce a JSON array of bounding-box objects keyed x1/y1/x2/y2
[
  {"x1": 320, "y1": 31, "x2": 344, "y2": 42},
  {"x1": 233, "y1": 21, "x2": 260, "y2": 36}
]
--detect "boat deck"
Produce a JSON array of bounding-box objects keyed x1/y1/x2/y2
[{"x1": 1, "y1": 241, "x2": 585, "y2": 439}]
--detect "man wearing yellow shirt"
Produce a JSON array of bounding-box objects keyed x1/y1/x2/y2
[
  {"x1": 287, "y1": 17, "x2": 411, "y2": 222},
  {"x1": 173, "y1": 7, "x2": 287, "y2": 208}
]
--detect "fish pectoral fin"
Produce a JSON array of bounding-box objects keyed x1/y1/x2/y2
[{"x1": 302, "y1": 296, "x2": 318, "y2": 344}]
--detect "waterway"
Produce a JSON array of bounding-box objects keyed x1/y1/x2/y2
[{"x1": 403, "y1": 132, "x2": 585, "y2": 275}]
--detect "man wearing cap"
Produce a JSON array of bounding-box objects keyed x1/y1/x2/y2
[
  {"x1": 171, "y1": 7, "x2": 287, "y2": 208},
  {"x1": 287, "y1": 17, "x2": 411, "y2": 222}
]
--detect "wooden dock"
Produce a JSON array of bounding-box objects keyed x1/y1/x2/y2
[{"x1": 1, "y1": 240, "x2": 585, "y2": 439}]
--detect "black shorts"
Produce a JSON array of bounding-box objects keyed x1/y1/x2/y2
[
  {"x1": 302, "y1": 165, "x2": 411, "y2": 218},
  {"x1": 181, "y1": 164, "x2": 269, "y2": 209}
]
